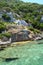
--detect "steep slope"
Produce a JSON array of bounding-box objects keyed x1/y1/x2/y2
[
  {"x1": 0, "y1": 0, "x2": 22, "y2": 5},
  {"x1": 0, "y1": 0, "x2": 43, "y2": 30}
]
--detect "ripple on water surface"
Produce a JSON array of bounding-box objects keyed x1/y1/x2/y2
[{"x1": 0, "y1": 40, "x2": 43, "y2": 65}]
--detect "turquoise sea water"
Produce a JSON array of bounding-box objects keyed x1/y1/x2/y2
[{"x1": 0, "y1": 40, "x2": 43, "y2": 65}]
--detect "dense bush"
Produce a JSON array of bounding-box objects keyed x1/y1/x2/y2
[
  {"x1": 0, "y1": 33, "x2": 11, "y2": 39},
  {"x1": 2, "y1": 33, "x2": 11, "y2": 38},
  {"x1": 2, "y1": 14, "x2": 11, "y2": 21},
  {"x1": 0, "y1": 22, "x2": 6, "y2": 33},
  {"x1": 0, "y1": 0, "x2": 43, "y2": 31},
  {"x1": 28, "y1": 27, "x2": 41, "y2": 33},
  {"x1": 28, "y1": 27, "x2": 34, "y2": 31}
]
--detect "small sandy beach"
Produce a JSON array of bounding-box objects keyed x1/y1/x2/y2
[{"x1": 11, "y1": 41, "x2": 31, "y2": 46}]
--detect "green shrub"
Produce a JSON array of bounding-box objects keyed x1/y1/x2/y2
[
  {"x1": 0, "y1": 22, "x2": 6, "y2": 33},
  {"x1": 2, "y1": 33, "x2": 11, "y2": 38},
  {"x1": 0, "y1": 34, "x2": 4, "y2": 39},
  {"x1": 28, "y1": 27, "x2": 34, "y2": 31},
  {"x1": 2, "y1": 14, "x2": 11, "y2": 21},
  {"x1": 0, "y1": 33, "x2": 11, "y2": 39},
  {"x1": 28, "y1": 27, "x2": 41, "y2": 33},
  {"x1": 35, "y1": 29, "x2": 41, "y2": 33}
]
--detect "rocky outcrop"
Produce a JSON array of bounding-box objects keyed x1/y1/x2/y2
[
  {"x1": 9, "y1": 29, "x2": 33, "y2": 42},
  {"x1": 14, "y1": 20, "x2": 28, "y2": 26}
]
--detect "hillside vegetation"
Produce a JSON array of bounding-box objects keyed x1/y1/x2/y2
[{"x1": 0, "y1": 0, "x2": 43, "y2": 32}]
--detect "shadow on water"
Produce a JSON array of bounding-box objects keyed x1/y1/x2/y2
[
  {"x1": 5, "y1": 57, "x2": 19, "y2": 62},
  {"x1": 38, "y1": 41, "x2": 43, "y2": 44},
  {"x1": 0, "y1": 57, "x2": 19, "y2": 62},
  {"x1": 38, "y1": 42, "x2": 43, "y2": 44},
  {"x1": 0, "y1": 48, "x2": 4, "y2": 51}
]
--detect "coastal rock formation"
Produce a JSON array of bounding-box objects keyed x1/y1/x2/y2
[{"x1": 8, "y1": 29, "x2": 33, "y2": 42}]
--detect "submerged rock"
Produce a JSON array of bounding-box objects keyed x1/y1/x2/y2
[
  {"x1": 0, "y1": 48, "x2": 4, "y2": 51},
  {"x1": 5, "y1": 57, "x2": 19, "y2": 62}
]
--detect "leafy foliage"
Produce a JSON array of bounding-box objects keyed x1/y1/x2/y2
[
  {"x1": 2, "y1": 14, "x2": 11, "y2": 21},
  {"x1": 0, "y1": 32, "x2": 11, "y2": 39},
  {"x1": 0, "y1": 0, "x2": 43, "y2": 30},
  {"x1": 0, "y1": 22, "x2": 6, "y2": 33}
]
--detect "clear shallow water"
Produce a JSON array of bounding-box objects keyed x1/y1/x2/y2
[{"x1": 0, "y1": 40, "x2": 43, "y2": 65}]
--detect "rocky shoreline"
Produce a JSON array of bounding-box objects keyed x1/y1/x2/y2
[
  {"x1": 0, "y1": 31, "x2": 43, "y2": 50},
  {"x1": 0, "y1": 34, "x2": 43, "y2": 45},
  {"x1": 0, "y1": 32, "x2": 43, "y2": 43}
]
